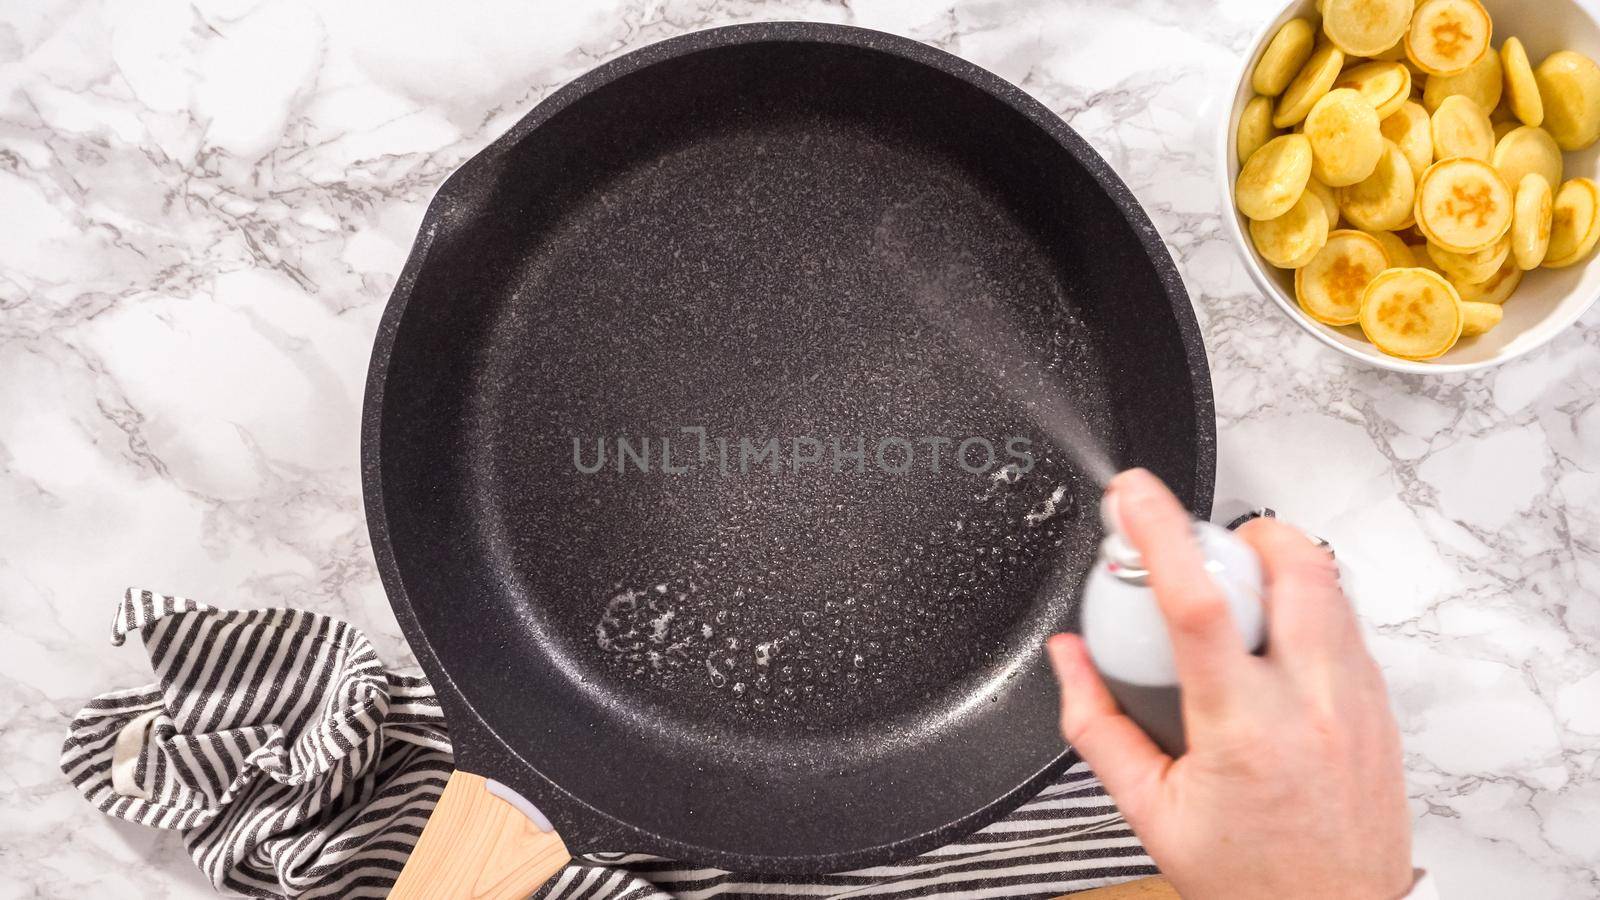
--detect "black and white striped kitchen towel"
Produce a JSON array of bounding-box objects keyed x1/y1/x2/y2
[{"x1": 62, "y1": 589, "x2": 1154, "y2": 899}]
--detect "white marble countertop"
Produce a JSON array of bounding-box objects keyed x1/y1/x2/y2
[{"x1": 2, "y1": 0, "x2": 1597, "y2": 896}]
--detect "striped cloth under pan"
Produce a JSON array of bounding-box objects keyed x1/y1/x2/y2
[{"x1": 61, "y1": 589, "x2": 1154, "y2": 899}]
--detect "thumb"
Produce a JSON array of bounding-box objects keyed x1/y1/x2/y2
[{"x1": 1046, "y1": 633, "x2": 1171, "y2": 824}]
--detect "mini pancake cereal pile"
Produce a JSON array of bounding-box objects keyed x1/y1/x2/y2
[{"x1": 1234, "y1": 0, "x2": 1600, "y2": 361}]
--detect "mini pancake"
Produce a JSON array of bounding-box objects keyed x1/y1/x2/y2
[
  {"x1": 1426, "y1": 232, "x2": 1510, "y2": 282},
  {"x1": 1402, "y1": 57, "x2": 1431, "y2": 83},
  {"x1": 1430, "y1": 94, "x2": 1495, "y2": 160},
  {"x1": 1307, "y1": 177, "x2": 1343, "y2": 230},
  {"x1": 1492, "y1": 125, "x2": 1563, "y2": 193},
  {"x1": 1275, "y1": 42, "x2": 1347, "y2": 128},
  {"x1": 1252, "y1": 191, "x2": 1331, "y2": 267},
  {"x1": 1414, "y1": 157, "x2": 1512, "y2": 252},
  {"x1": 1373, "y1": 38, "x2": 1410, "y2": 62},
  {"x1": 1511, "y1": 172, "x2": 1553, "y2": 269},
  {"x1": 1406, "y1": 0, "x2": 1492, "y2": 77},
  {"x1": 1255, "y1": 18, "x2": 1319, "y2": 96},
  {"x1": 1324, "y1": 0, "x2": 1413, "y2": 57},
  {"x1": 1359, "y1": 267, "x2": 1464, "y2": 359},
  {"x1": 1545, "y1": 177, "x2": 1600, "y2": 267},
  {"x1": 1238, "y1": 95, "x2": 1280, "y2": 164},
  {"x1": 1459, "y1": 300, "x2": 1504, "y2": 335},
  {"x1": 1306, "y1": 88, "x2": 1385, "y2": 186},
  {"x1": 1338, "y1": 139, "x2": 1416, "y2": 230},
  {"x1": 1237, "y1": 133, "x2": 1314, "y2": 220},
  {"x1": 1409, "y1": 243, "x2": 1447, "y2": 275},
  {"x1": 1423, "y1": 48, "x2": 1502, "y2": 114},
  {"x1": 1367, "y1": 229, "x2": 1419, "y2": 266},
  {"x1": 1535, "y1": 51, "x2": 1600, "y2": 151},
  {"x1": 1381, "y1": 101, "x2": 1435, "y2": 179},
  {"x1": 1455, "y1": 254, "x2": 1523, "y2": 304},
  {"x1": 1501, "y1": 37, "x2": 1544, "y2": 127},
  {"x1": 1295, "y1": 229, "x2": 1389, "y2": 325},
  {"x1": 1337, "y1": 61, "x2": 1413, "y2": 119}
]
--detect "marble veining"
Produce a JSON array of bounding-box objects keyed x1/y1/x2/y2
[{"x1": 1, "y1": 0, "x2": 1597, "y2": 896}]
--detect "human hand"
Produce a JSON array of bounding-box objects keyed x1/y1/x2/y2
[{"x1": 1047, "y1": 468, "x2": 1413, "y2": 900}]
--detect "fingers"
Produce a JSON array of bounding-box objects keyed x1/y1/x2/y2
[
  {"x1": 1235, "y1": 516, "x2": 1361, "y2": 665},
  {"x1": 1047, "y1": 634, "x2": 1168, "y2": 821},
  {"x1": 1108, "y1": 469, "x2": 1250, "y2": 711}
]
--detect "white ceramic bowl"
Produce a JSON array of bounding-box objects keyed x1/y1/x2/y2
[{"x1": 1220, "y1": 0, "x2": 1600, "y2": 373}]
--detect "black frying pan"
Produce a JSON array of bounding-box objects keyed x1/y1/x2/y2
[{"x1": 362, "y1": 21, "x2": 1213, "y2": 893}]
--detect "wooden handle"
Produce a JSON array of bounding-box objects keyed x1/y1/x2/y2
[
  {"x1": 391, "y1": 770, "x2": 571, "y2": 900},
  {"x1": 1062, "y1": 876, "x2": 1179, "y2": 898}
]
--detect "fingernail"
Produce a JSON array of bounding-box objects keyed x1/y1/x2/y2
[{"x1": 1110, "y1": 467, "x2": 1155, "y2": 496}]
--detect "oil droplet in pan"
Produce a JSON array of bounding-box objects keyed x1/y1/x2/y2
[{"x1": 590, "y1": 454, "x2": 1093, "y2": 717}]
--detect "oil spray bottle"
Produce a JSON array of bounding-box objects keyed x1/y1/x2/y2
[{"x1": 1079, "y1": 491, "x2": 1268, "y2": 756}]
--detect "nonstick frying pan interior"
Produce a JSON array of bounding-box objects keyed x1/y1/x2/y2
[{"x1": 366, "y1": 23, "x2": 1213, "y2": 872}]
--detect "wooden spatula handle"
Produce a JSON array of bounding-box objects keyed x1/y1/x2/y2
[
  {"x1": 1062, "y1": 875, "x2": 1179, "y2": 898},
  {"x1": 391, "y1": 769, "x2": 571, "y2": 900}
]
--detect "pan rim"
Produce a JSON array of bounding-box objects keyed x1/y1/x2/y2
[{"x1": 361, "y1": 20, "x2": 1214, "y2": 873}]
